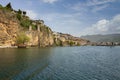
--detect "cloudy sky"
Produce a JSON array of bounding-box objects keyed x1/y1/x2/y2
[{"x1": 0, "y1": 0, "x2": 120, "y2": 36}]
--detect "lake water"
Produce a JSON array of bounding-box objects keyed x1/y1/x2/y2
[{"x1": 0, "y1": 46, "x2": 120, "y2": 80}]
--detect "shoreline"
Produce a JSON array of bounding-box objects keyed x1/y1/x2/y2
[
  {"x1": 0, "y1": 45, "x2": 120, "y2": 48},
  {"x1": 0, "y1": 46, "x2": 18, "y2": 48}
]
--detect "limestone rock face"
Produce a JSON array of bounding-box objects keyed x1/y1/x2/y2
[
  {"x1": 26, "y1": 30, "x2": 54, "y2": 47},
  {"x1": 0, "y1": 5, "x2": 89, "y2": 47},
  {"x1": 0, "y1": 9, "x2": 19, "y2": 46},
  {"x1": 53, "y1": 32, "x2": 90, "y2": 46},
  {"x1": 0, "y1": 8, "x2": 54, "y2": 47}
]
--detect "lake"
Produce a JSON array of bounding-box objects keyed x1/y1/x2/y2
[{"x1": 0, "y1": 46, "x2": 120, "y2": 80}]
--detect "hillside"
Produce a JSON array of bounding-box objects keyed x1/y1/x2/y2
[
  {"x1": 81, "y1": 34, "x2": 120, "y2": 42},
  {"x1": 0, "y1": 3, "x2": 89, "y2": 47}
]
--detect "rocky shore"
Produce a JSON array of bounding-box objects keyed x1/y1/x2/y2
[
  {"x1": 0, "y1": 45, "x2": 17, "y2": 48},
  {"x1": 90, "y1": 42, "x2": 120, "y2": 46}
]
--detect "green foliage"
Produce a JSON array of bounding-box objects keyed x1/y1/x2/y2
[
  {"x1": 23, "y1": 11, "x2": 26, "y2": 15},
  {"x1": 16, "y1": 32, "x2": 30, "y2": 44},
  {"x1": 17, "y1": 13, "x2": 22, "y2": 20},
  {"x1": 20, "y1": 19, "x2": 31, "y2": 29},
  {"x1": 0, "y1": 4, "x2": 2, "y2": 8},
  {"x1": 0, "y1": 3, "x2": 13, "y2": 12},
  {"x1": 46, "y1": 27, "x2": 50, "y2": 33},
  {"x1": 16, "y1": 9, "x2": 31, "y2": 29},
  {"x1": 55, "y1": 40, "x2": 63, "y2": 46},
  {"x1": 0, "y1": 4, "x2": 3, "y2": 9},
  {"x1": 69, "y1": 41, "x2": 75, "y2": 46},
  {"x1": 77, "y1": 43, "x2": 81, "y2": 46},
  {"x1": 31, "y1": 24, "x2": 37, "y2": 30},
  {"x1": 0, "y1": 4, "x2": 6, "y2": 10},
  {"x1": 41, "y1": 20, "x2": 44, "y2": 23},
  {"x1": 18, "y1": 9, "x2": 22, "y2": 14},
  {"x1": 5, "y1": 2, "x2": 13, "y2": 10}
]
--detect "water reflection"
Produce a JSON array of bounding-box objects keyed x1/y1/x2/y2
[
  {"x1": 0, "y1": 48, "x2": 52, "y2": 80},
  {"x1": 0, "y1": 47, "x2": 120, "y2": 80}
]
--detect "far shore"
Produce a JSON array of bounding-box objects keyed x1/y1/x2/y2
[{"x1": 0, "y1": 45, "x2": 120, "y2": 48}]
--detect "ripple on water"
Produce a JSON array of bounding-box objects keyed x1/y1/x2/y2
[{"x1": 0, "y1": 47, "x2": 120, "y2": 80}]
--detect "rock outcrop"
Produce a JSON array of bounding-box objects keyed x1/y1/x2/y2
[
  {"x1": 0, "y1": 3, "x2": 89, "y2": 47},
  {"x1": 0, "y1": 8, "x2": 19, "y2": 46},
  {"x1": 53, "y1": 32, "x2": 90, "y2": 46}
]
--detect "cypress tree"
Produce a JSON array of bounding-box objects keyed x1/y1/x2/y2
[{"x1": 5, "y1": 2, "x2": 13, "y2": 10}]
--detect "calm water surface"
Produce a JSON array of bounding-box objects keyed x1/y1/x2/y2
[{"x1": 0, "y1": 46, "x2": 120, "y2": 80}]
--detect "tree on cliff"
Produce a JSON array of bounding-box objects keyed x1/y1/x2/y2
[
  {"x1": 0, "y1": 4, "x2": 2, "y2": 8},
  {"x1": 18, "y1": 9, "x2": 22, "y2": 14},
  {"x1": 23, "y1": 11, "x2": 26, "y2": 16},
  {"x1": 16, "y1": 32, "x2": 30, "y2": 45},
  {"x1": 5, "y1": 2, "x2": 13, "y2": 10}
]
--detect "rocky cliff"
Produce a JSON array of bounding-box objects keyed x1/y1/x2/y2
[
  {"x1": 0, "y1": 7, "x2": 19, "y2": 46},
  {"x1": 53, "y1": 32, "x2": 90, "y2": 46},
  {"x1": 0, "y1": 3, "x2": 89, "y2": 47}
]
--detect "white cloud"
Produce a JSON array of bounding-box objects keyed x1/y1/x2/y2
[
  {"x1": 41, "y1": 0, "x2": 58, "y2": 4},
  {"x1": 26, "y1": 10, "x2": 38, "y2": 19},
  {"x1": 71, "y1": 0, "x2": 116, "y2": 12},
  {"x1": 92, "y1": 4, "x2": 109, "y2": 12},
  {"x1": 87, "y1": 0, "x2": 116, "y2": 12},
  {"x1": 37, "y1": 13, "x2": 82, "y2": 36},
  {"x1": 93, "y1": 19, "x2": 109, "y2": 31},
  {"x1": 80, "y1": 14, "x2": 120, "y2": 36},
  {"x1": 86, "y1": 0, "x2": 116, "y2": 6}
]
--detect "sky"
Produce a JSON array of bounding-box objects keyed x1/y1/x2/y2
[{"x1": 0, "y1": 0, "x2": 120, "y2": 36}]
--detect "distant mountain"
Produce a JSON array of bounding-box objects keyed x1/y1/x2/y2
[{"x1": 81, "y1": 34, "x2": 120, "y2": 42}]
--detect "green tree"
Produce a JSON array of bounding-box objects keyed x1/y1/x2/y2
[
  {"x1": 5, "y1": 2, "x2": 13, "y2": 10},
  {"x1": 0, "y1": 4, "x2": 3, "y2": 9},
  {"x1": 31, "y1": 24, "x2": 37, "y2": 30},
  {"x1": 18, "y1": 9, "x2": 22, "y2": 14},
  {"x1": 23, "y1": 11, "x2": 26, "y2": 16},
  {"x1": 0, "y1": 4, "x2": 2, "y2": 8},
  {"x1": 16, "y1": 32, "x2": 30, "y2": 45},
  {"x1": 17, "y1": 13, "x2": 22, "y2": 20},
  {"x1": 20, "y1": 19, "x2": 31, "y2": 28},
  {"x1": 69, "y1": 41, "x2": 75, "y2": 46},
  {"x1": 77, "y1": 43, "x2": 81, "y2": 46}
]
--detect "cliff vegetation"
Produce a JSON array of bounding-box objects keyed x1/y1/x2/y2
[{"x1": 0, "y1": 3, "x2": 89, "y2": 47}]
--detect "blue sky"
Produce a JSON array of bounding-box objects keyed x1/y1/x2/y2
[{"x1": 0, "y1": 0, "x2": 120, "y2": 36}]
